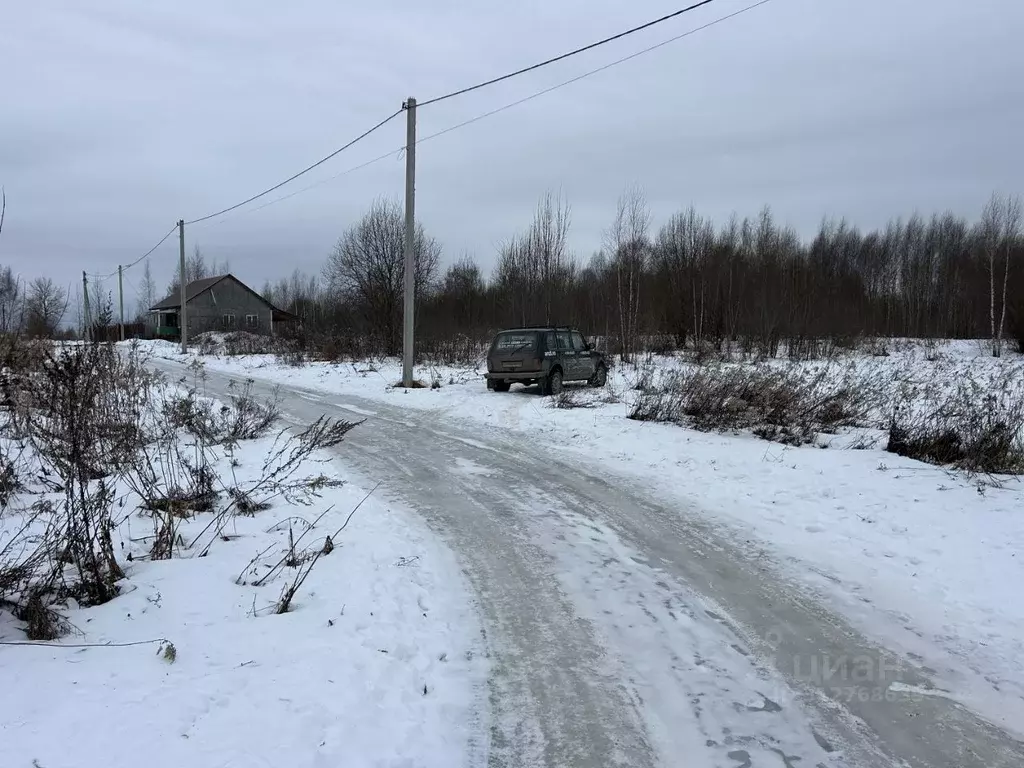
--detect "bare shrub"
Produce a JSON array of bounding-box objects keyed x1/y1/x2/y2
[
  {"x1": 5, "y1": 343, "x2": 156, "y2": 610},
  {"x1": 161, "y1": 379, "x2": 280, "y2": 446},
  {"x1": 419, "y1": 335, "x2": 484, "y2": 367},
  {"x1": 631, "y1": 364, "x2": 656, "y2": 392},
  {"x1": 551, "y1": 387, "x2": 594, "y2": 410},
  {"x1": 258, "y1": 485, "x2": 375, "y2": 614},
  {"x1": 1010, "y1": 306, "x2": 1024, "y2": 355},
  {"x1": 0, "y1": 337, "x2": 361, "y2": 637},
  {"x1": 278, "y1": 346, "x2": 307, "y2": 368},
  {"x1": 866, "y1": 339, "x2": 891, "y2": 357},
  {"x1": 196, "y1": 335, "x2": 218, "y2": 356},
  {"x1": 18, "y1": 588, "x2": 68, "y2": 640},
  {"x1": 786, "y1": 336, "x2": 843, "y2": 362},
  {"x1": 188, "y1": 416, "x2": 358, "y2": 555},
  {"x1": 693, "y1": 340, "x2": 726, "y2": 364},
  {"x1": 224, "y1": 380, "x2": 281, "y2": 442},
  {"x1": 275, "y1": 327, "x2": 388, "y2": 364},
  {"x1": 222, "y1": 331, "x2": 278, "y2": 357},
  {"x1": 149, "y1": 509, "x2": 178, "y2": 561},
  {"x1": 644, "y1": 335, "x2": 678, "y2": 356},
  {"x1": 888, "y1": 384, "x2": 1024, "y2": 474},
  {"x1": 0, "y1": 506, "x2": 49, "y2": 607},
  {"x1": 629, "y1": 363, "x2": 874, "y2": 445},
  {"x1": 162, "y1": 389, "x2": 220, "y2": 442},
  {"x1": 0, "y1": 448, "x2": 26, "y2": 507}
]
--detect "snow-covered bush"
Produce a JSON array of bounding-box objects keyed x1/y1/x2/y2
[
  {"x1": 888, "y1": 379, "x2": 1024, "y2": 474},
  {"x1": 0, "y1": 342, "x2": 359, "y2": 639},
  {"x1": 628, "y1": 363, "x2": 877, "y2": 446}
]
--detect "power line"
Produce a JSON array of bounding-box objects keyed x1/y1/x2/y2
[
  {"x1": 205, "y1": 0, "x2": 770, "y2": 219},
  {"x1": 184, "y1": 109, "x2": 403, "y2": 225},
  {"x1": 87, "y1": 0, "x2": 761, "y2": 257},
  {"x1": 211, "y1": 147, "x2": 407, "y2": 222},
  {"x1": 92, "y1": 225, "x2": 177, "y2": 280},
  {"x1": 419, "y1": 0, "x2": 772, "y2": 141},
  {"x1": 418, "y1": 0, "x2": 722, "y2": 108}
]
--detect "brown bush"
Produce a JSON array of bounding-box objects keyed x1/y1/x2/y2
[{"x1": 629, "y1": 363, "x2": 872, "y2": 445}]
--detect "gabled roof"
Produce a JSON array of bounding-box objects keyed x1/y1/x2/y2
[
  {"x1": 150, "y1": 275, "x2": 232, "y2": 311},
  {"x1": 150, "y1": 273, "x2": 298, "y2": 320}
]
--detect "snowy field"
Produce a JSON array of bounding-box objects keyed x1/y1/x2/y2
[
  {"x1": 0, "y1": 360, "x2": 486, "y2": 768},
  {"x1": 141, "y1": 336, "x2": 1024, "y2": 738}
]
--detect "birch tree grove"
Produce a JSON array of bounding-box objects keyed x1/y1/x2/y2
[
  {"x1": 249, "y1": 193, "x2": 1024, "y2": 361},
  {"x1": 606, "y1": 186, "x2": 651, "y2": 363},
  {"x1": 981, "y1": 194, "x2": 1023, "y2": 357}
]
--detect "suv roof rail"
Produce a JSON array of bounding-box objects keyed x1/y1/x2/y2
[{"x1": 508, "y1": 325, "x2": 575, "y2": 330}]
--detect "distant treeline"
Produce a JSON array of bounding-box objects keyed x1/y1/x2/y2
[{"x1": 247, "y1": 190, "x2": 1020, "y2": 359}]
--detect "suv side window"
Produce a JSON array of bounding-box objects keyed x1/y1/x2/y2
[
  {"x1": 571, "y1": 332, "x2": 587, "y2": 352},
  {"x1": 556, "y1": 331, "x2": 573, "y2": 352},
  {"x1": 545, "y1": 331, "x2": 557, "y2": 352}
]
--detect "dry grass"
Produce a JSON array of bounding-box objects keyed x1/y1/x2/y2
[{"x1": 629, "y1": 363, "x2": 873, "y2": 446}]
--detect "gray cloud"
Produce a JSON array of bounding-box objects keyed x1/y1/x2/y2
[{"x1": 2, "y1": 0, "x2": 1022, "y2": 314}]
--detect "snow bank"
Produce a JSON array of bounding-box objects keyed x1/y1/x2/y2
[
  {"x1": 136, "y1": 337, "x2": 1024, "y2": 735},
  {"x1": 0, "y1": 373, "x2": 486, "y2": 768}
]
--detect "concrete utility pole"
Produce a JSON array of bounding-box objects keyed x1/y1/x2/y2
[
  {"x1": 401, "y1": 97, "x2": 417, "y2": 388},
  {"x1": 82, "y1": 271, "x2": 91, "y2": 342},
  {"x1": 118, "y1": 265, "x2": 125, "y2": 341},
  {"x1": 178, "y1": 219, "x2": 188, "y2": 354}
]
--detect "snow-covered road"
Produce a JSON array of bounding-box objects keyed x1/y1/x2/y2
[{"x1": 158, "y1": 359, "x2": 1024, "y2": 768}]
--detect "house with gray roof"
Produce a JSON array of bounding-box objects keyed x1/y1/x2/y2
[{"x1": 149, "y1": 274, "x2": 295, "y2": 338}]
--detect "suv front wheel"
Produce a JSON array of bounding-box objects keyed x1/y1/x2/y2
[
  {"x1": 542, "y1": 368, "x2": 563, "y2": 396},
  {"x1": 588, "y1": 364, "x2": 607, "y2": 388}
]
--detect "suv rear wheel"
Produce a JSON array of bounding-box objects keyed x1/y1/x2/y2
[
  {"x1": 543, "y1": 368, "x2": 563, "y2": 396},
  {"x1": 492, "y1": 380, "x2": 511, "y2": 393}
]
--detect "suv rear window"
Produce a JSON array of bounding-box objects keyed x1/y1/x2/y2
[{"x1": 493, "y1": 332, "x2": 537, "y2": 352}]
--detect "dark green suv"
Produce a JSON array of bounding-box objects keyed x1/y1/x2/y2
[{"x1": 485, "y1": 326, "x2": 608, "y2": 395}]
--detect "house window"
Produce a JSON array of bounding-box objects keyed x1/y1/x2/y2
[
  {"x1": 246, "y1": 314, "x2": 259, "y2": 328},
  {"x1": 222, "y1": 313, "x2": 236, "y2": 327}
]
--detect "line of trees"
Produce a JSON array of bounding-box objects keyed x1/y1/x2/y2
[
  {"x1": 0, "y1": 268, "x2": 71, "y2": 339},
  {"x1": 3, "y1": 184, "x2": 1019, "y2": 355},
  {"x1": 261, "y1": 191, "x2": 1024, "y2": 359}
]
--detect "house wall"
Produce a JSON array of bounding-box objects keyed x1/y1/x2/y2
[{"x1": 186, "y1": 277, "x2": 274, "y2": 335}]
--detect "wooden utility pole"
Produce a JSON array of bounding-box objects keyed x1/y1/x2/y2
[
  {"x1": 402, "y1": 97, "x2": 416, "y2": 388},
  {"x1": 82, "y1": 271, "x2": 91, "y2": 342},
  {"x1": 178, "y1": 219, "x2": 188, "y2": 353},
  {"x1": 118, "y1": 265, "x2": 125, "y2": 341}
]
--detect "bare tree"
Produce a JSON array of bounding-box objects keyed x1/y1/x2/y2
[
  {"x1": 322, "y1": 198, "x2": 440, "y2": 354},
  {"x1": 606, "y1": 185, "x2": 651, "y2": 363},
  {"x1": 655, "y1": 206, "x2": 715, "y2": 349},
  {"x1": 493, "y1": 234, "x2": 537, "y2": 327},
  {"x1": 166, "y1": 244, "x2": 210, "y2": 297},
  {"x1": 24, "y1": 277, "x2": 68, "y2": 338},
  {"x1": 0, "y1": 187, "x2": 6, "y2": 242},
  {"x1": 998, "y1": 197, "x2": 1021, "y2": 356},
  {"x1": 981, "y1": 194, "x2": 1022, "y2": 356},
  {"x1": 0, "y1": 265, "x2": 22, "y2": 335},
  {"x1": 137, "y1": 259, "x2": 157, "y2": 324},
  {"x1": 529, "y1": 190, "x2": 574, "y2": 323},
  {"x1": 188, "y1": 244, "x2": 208, "y2": 283}
]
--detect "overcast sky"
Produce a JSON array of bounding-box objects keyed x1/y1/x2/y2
[{"x1": 2, "y1": 0, "x2": 1023, "y2": 312}]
